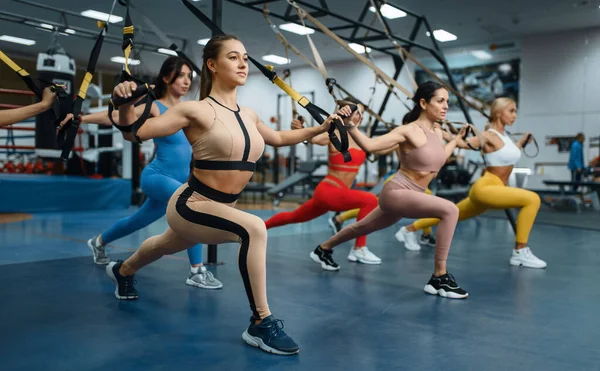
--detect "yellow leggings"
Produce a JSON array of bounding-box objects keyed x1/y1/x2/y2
[
  {"x1": 412, "y1": 171, "x2": 541, "y2": 244},
  {"x1": 339, "y1": 175, "x2": 433, "y2": 235}
]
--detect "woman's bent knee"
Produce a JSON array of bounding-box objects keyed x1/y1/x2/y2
[
  {"x1": 528, "y1": 192, "x2": 541, "y2": 209},
  {"x1": 441, "y1": 201, "x2": 459, "y2": 222},
  {"x1": 244, "y1": 215, "x2": 268, "y2": 243},
  {"x1": 364, "y1": 193, "x2": 378, "y2": 208}
]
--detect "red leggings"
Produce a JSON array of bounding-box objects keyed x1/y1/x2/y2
[{"x1": 265, "y1": 175, "x2": 378, "y2": 246}]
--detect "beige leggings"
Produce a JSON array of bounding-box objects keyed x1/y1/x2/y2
[{"x1": 123, "y1": 176, "x2": 270, "y2": 319}]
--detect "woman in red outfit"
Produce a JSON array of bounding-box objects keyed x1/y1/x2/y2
[{"x1": 264, "y1": 98, "x2": 390, "y2": 265}]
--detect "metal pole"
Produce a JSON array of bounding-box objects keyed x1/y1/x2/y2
[
  {"x1": 274, "y1": 94, "x2": 281, "y2": 184},
  {"x1": 207, "y1": 0, "x2": 223, "y2": 266},
  {"x1": 306, "y1": 92, "x2": 315, "y2": 160},
  {"x1": 504, "y1": 209, "x2": 517, "y2": 234},
  {"x1": 370, "y1": 56, "x2": 402, "y2": 137},
  {"x1": 370, "y1": 17, "x2": 422, "y2": 135}
]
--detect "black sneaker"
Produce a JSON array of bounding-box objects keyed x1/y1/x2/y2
[
  {"x1": 106, "y1": 260, "x2": 139, "y2": 300},
  {"x1": 424, "y1": 273, "x2": 468, "y2": 299},
  {"x1": 309, "y1": 246, "x2": 340, "y2": 271},
  {"x1": 242, "y1": 315, "x2": 299, "y2": 355},
  {"x1": 328, "y1": 214, "x2": 342, "y2": 234},
  {"x1": 420, "y1": 233, "x2": 436, "y2": 247}
]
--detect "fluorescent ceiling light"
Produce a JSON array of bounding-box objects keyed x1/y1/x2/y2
[
  {"x1": 426, "y1": 29, "x2": 457, "y2": 42},
  {"x1": 471, "y1": 50, "x2": 492, "y2": 60},
  {"x1": 368, "y1": 4, "x2": 407, "y2": 19},
  {"x1": 498, "y1": 63, "x2": 512, "y2": 73},
  {"x1": 40, "y1": 23, "x2": 54, "y2": 30},
  {"x1": 261, "y1": 54, "x2": 290, "y2": 65},
  {"x1": 279, "y1": 23, "x2": 314, "y2": 35},
  {"x1": 197, "y1": 38, "x2": 210, "y2": 45},
  {"x1": 348, "y1": 43, "x2": 371, "y2": 54},
  {"x1": 80, "y1": 10, "x2": 123, "y2": 23},
  {"x1": 65, "y1": 29, "x2": 76, "y2": 35},
  {"x1": 110, "y1": 56, "x2": 141, "y2": 65},
  {"x1": 0, "y1": 35, "x2": 36, "y2": 46},
  {"x1": 512, "y1": 168, "x2": 531, "y2": 175},
  {"x1": 157, "y1": 48, "x2": 178, "y2": 56}
]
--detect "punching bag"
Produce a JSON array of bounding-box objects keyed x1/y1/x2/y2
[{"x1": 35, "y1": 36, "x2": 75, "y2": 156}]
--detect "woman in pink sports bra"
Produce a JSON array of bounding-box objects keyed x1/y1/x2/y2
[
  {"x1": 310, "y1": 81, "x2": 471, "y2": 299},
  {"x1": 400, "y1": 97, "x2": 546, "y2": 269},
  {"x1": 107, "y1": 34, "x2": 341, "y2": 356}
]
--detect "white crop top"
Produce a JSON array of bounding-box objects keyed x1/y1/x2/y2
[{"x1": 484, "y1": 129, "x2": 521, "y2": 166}]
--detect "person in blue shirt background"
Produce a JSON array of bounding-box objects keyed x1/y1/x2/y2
[{"x1": 568, "y1": 133, "x2": 585, "y2": 191}]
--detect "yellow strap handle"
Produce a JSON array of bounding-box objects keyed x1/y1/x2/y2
[
  {"x1": 123, "y1": 45, "x2": 133, "y2": 75},
  {"x1": 78, "y1": 72, "x2": 94, "y2": 100},
  {"x1": 0, "y1": 50, "x2": 30, "y2": 77},
  {"x1": 264, "y1": 65, "x2": 312, "y2": 107}
]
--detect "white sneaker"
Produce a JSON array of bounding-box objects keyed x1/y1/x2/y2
[
  {"x1": 88, "y1": 235, "x2": 109, "y2": 265},
  {"x1": 186, "y1": 266, "x2": 223, "y2": 289},
  {"x1": 509, "y1": 247, "x2": 547, "y2": 269},
  {"x1": 347, "y1": 246, "x2": 382, "y2": 264},
  {"x1": 395, "y1": 227, "x2": 421, "y2": 251}
]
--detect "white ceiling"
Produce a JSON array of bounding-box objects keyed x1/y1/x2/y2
[{"x1": 1, "y1": 0, "x2": 600, "y2": 75}]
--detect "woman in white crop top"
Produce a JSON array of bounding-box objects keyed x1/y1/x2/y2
[{"x1": 399, "y1": 97, "x2": 547, "y2": 269}]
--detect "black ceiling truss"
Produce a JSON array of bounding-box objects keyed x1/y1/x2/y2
[
  {"x1": 225, "y1": 0, "x2": 474, "y2": 133},
  {"x1": 1, "y1": 0, "x2": 473, "y2": 129},
  {"x1": 0, "y1": 0, "x2": 190, "y2": 62}
]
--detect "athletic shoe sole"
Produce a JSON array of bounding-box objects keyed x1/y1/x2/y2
[
  {"x1": 309, "y1": 252, "x2": 340, "y2": 271},
  {"x1": 347, "y1": 254, "x2": 382, "y2": 265},
  {"x1": 424, "y1": 284, "x2": 469, "y2": 299},
  {"x1": 185, "y1": 278, "x2": 223, "y2": 289},
  {"x1": 105, "y1": 262, "x2": 138, "y2": 300},
  {"x1": 242, "y1": 330, "x2": 299, "y2": 355},
  {"x1": 509, "y1": 258, "x2": 547, "y2": 269}
]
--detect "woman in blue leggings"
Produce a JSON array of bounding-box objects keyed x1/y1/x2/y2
[{"x1": 81, "y1": 56, "x2": 222, "y2": 289}]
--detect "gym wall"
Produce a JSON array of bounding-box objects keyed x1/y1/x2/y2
[
  {"x1": 238, "y1": 26, "x2": 600, "y2": 186},
  {"x1": 517, "y1": 27, "x2": 600, "y2": 181}
]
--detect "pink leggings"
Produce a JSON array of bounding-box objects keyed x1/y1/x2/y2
[{"x1": 323, "y1": 172, "x2": 459, "y2": 262}]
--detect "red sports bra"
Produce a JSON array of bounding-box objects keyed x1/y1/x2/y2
[{"x1": 329, "y1": 147, "x2": 366, "y2": 173}]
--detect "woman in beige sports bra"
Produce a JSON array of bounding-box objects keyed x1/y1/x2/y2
[{"x1": 106, "y1": 34, "x2": 339, "y2": 356}]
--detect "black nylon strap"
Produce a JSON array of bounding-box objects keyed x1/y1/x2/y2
[
  {"x1": 108, "y1": 0, "x2": 156, "y2": 140},
  {"x1": 58, "y1": 22, "x2": 110, "y2": 160},
  {"x1": 187, "y1": 175, "x2": 241, "y2": 203},
  {"x1": 194, "y1": 160, "x2": 256, "y2": 172}
]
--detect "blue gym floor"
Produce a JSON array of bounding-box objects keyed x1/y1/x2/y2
[{"x1": 1, "y1": 207, "x2": 599, "y2": 370}]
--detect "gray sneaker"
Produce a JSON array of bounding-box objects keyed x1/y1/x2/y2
[
  {"x1": 88, "y1": 235, "x2": 110, "y2": 265},
  {"x1": 185, "y1": 267, "x2": 223, "y2": 289}
]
